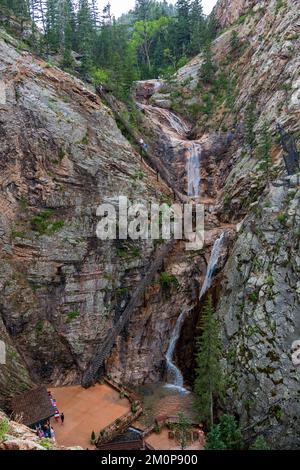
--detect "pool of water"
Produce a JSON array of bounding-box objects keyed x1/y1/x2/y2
[{"x1": 133, "y1": 384, "x2": 196, "y2": 429}]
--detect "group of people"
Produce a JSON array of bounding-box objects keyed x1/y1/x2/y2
[
  {"x1": 48, "y1": 390, "x2": 65, "y2": 425},
  {"x1": 34, "y1": 391, "x2": 65, "y2": 441},
  {"x1": 33, "y1": 392, "x2": 66, "y2": 442},
  {"x1": 35, "y1": 420, "x2": 55, "y2": 441}
]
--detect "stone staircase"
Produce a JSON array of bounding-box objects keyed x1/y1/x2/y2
[{"x1": 82, "y1": 241, "x2": 175, "y2": 388}]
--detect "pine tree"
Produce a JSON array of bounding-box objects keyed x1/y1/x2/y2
[
  {"x1": 135, "y1": 0, "x2": 152, "y2": 21},
  {"x1": 101, "y1": 2, "x2": 112, "y2": 26},
  {"x1": 27, "y1": 0, "x2": 47, "y2": 31},
  {"x1": 0, "y1": 0, "x2": 30, "y2": 17},
  {"x1": 174, "y1": 412, "x2": 191, "y2": 450},
  {"x1": 45, "y1": 0, "x2": 59, "y2": 51},
  {"x1": 77, "y1": 0, "x2": 95, "y2": 73},
  {"x1": 230, "y1": 30, "x2": 240, "y2": 55},
  {"x1": 90, "y1": 0, "x2": 100, "y2": 27},
  {"x1": 199, "y1": 42, "x2": 216, "y2": 84},
  {"x1": 189, "y1": 0, "x2": 205, "y2": 55},
  {"x1": 176, "y1": 0, "x2": 191, "y2": 56},
  {"x1": 250, "y1": 436, "x2": 269, "y2": 450},
  {"x1": 205, "y1": 425, "x2": 226, "y2": 450},
  {"x1": 205, "y1": 415, "x2": 243, "y2": 450},
  {"x1": 218, "y1": 414, "x2": 243, "y2": 450},
  {"x1": 58, "y1": 0, "x2": 76, "y2": 67},
  {"x1": 194, "y1": 296, "x2": 224, "y2": 429}
]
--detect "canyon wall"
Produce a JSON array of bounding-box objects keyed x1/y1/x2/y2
[
  {"x1": 145, "y1": 0, "x2": 300, "y2": 447},
  {"x1": 1, "y1": 0, "x2": 300, "y2": 449},
  {"x1": 0, "y1": 26, "x2": 175, "y2": 403}
]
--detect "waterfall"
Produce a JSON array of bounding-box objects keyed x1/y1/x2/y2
[
  {"x1": 200, "y1": 233, "x2": 226, "y2": 299},
  {"x1": 164, "y1": 310, "x2": 189, "y2": 395},
  {"x1": 139, "y1": 104, "x2": 190, "y2": 136},
  {"x1": 187, "y1": 143, "x2": 201, "y2": 198},
  {"x1": 160, "y1": 109, "x2": 190, "y2": 136}
]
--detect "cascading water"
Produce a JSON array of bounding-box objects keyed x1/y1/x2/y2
[
  {"x1": 187, "y1": 143, "x2": 201, "y2": 198},
  {"x1": 159, "y1": 108, "x2": 191, "y2": 136},
  {"x1": 200, "y1": 232, "x2": 226, "y2": 299},
  {"x1": 164, "y1": 310, "x2": 189, "y2": 395},
  {"x1": 138, "y1": 103, "x2": 190, "y2": 137}
]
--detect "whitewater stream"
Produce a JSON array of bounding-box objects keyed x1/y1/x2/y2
[
  {"x1": 164, "y1": 310, "x2": 190, "y2": 395},
  {"x1": 200, "y1": 232, "x2": 226, "y2": 299}
]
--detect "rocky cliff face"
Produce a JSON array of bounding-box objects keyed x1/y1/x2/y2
[
  {"x1": 213, "y1": 0, "x2": 258, "y2": 28},
  {"x1": 1, "y1": 0, "x2": 300, "y2": 449},
  {"x1": 0, "y1": 27, "x2": 174, "y2": 403},
  {"x1": 219, "y1": 174, "x2": 300, "y2": 449},
  {"x1": 141, "y1": 0, "x2": 300, "y2": 448}
]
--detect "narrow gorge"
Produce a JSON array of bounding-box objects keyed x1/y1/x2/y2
[{"x1": 0, "y1": 0, "x2": 300, "y2": 452}]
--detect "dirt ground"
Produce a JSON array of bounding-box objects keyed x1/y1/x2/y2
[{"x1": 49, "y1": 384, "x2": 130, "y2": 449}]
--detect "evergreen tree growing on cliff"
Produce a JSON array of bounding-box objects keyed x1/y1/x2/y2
[
  {"x1": 194, "y1": 296, "x2": 224, "y2": 429},
  {"x1": 189, "y1": 0, "x2": 205, "y2": 55},
  {"x1": 45, "y1": 0, "x2": 59, "y2": 51},
  {"x1": 0, "y1": 0, "x2": 30, "y2": 17},
  {"x1": 250, "y1": 436, "x2": 269, "y2": 450},
  {"x1": 199, "y1": 42, "x2": 216, "y2": 84},
  {"x1": 59, "y1": 0, "x2": 76, "y2": 68},
  {"x1": 205, "y1": 414, "x2": 243, "y2": 450},
  {"x1": 77, "y1": 0, "x2": 95, "y2": 73},
  {"x1": 176, "y1": 0, "x2": 191, "y2": 55}
]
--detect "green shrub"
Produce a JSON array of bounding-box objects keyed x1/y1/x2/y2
[
  {"x1": 38, "y1": 438, "x2": 53, "y2": 449},
  {"x1": 31, "y1": 210, "x2": 64, "y2": 235},
  {"x1": 11, "y1": 230, "x2": 26, "y2": 240},
  {"x1": 154, "y1": 423, "x2": 161, "y2": 434},
  {"x1": 91, "y1": 67, "x2": 110, "y2": 87},
  {"x1": 249, "y1": 291, "x2": 259, "y2": 303},
  {"x1": 250, "y1": 436, "x2": 270, "y2": 450},
  {"x1": 78, "y1": 134, "x2": 89, "y2": 145},
  {"x1": 273, "y1": 406, "x2": 284, "y2": 420},
  {"x1": 277, "y1": 212, "x2": 288, "y2": 225},
  {"x1": 91, "y1": 430, "x2": 96, "y2": 444},
  {"x1": 187, "y1": 103, "x2": 202, "y2": 120},
  {"x1": 0, "y1": 419, "x2": 9, "y2": 441},
  {"x1": 159, "y1": 272, "x2": 179, "y2": 290},
  {"x1": 133, "y1": 170, "x2": 146, "y2": 181},
  {"x1": 275, "y1": 0, "x2": 285, "y2": 13},
  {"x1": 200, "y1": 93, "x2": 214, "y2": 116},
  {"x1": 116, "y1": 287, "x2": 129, "y2": 296},
  {"x1": 230, "y1": 30, "x2": 240, "y2": 53},
  {"x1": 131, "y1": 402, "x2": 138, "y2": 414},
  {"x1": 205, "y1": 415, "x2": 243, "y2": 450},
  {"x1": 67, "y1": 310, "x2": 80, "y2": 323}
]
